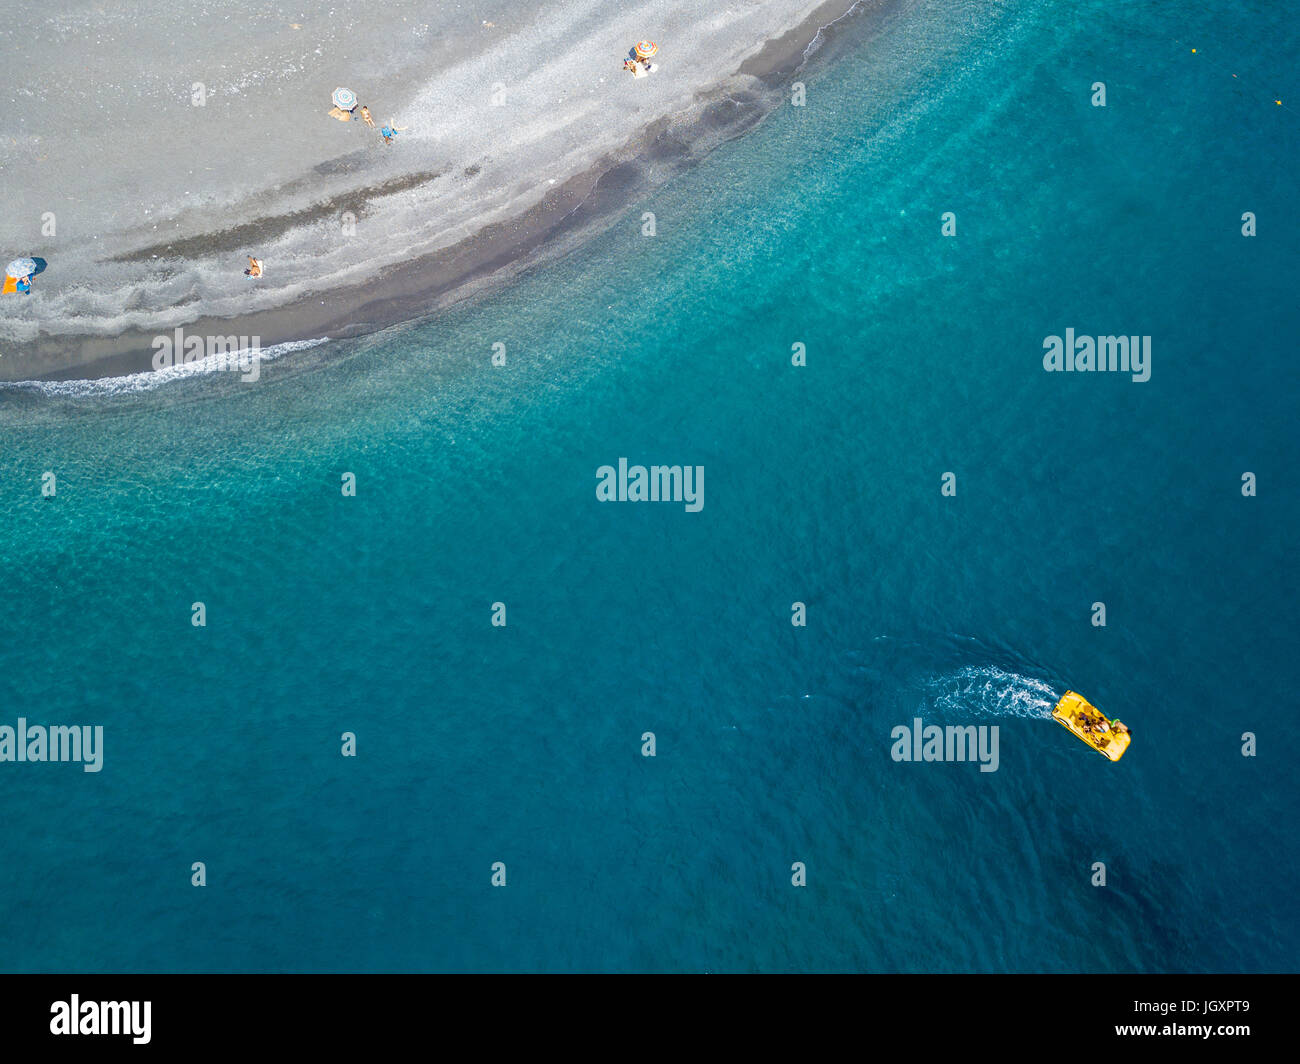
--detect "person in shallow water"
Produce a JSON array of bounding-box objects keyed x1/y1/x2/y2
[{"x1": 244, "y1": 256, "x2": 263, "y2": 278}]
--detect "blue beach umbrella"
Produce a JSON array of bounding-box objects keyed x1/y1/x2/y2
[
  {"x1": 6, "y1": 257, "x2": 36, "y2": 278},
  {"x1": 332, "y1": 87, "x2": 357, "y2": 110}
]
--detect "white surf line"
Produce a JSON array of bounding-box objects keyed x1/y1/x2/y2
[
  {"x1": 803, "y1": 0, "x2": 866, "y2": 62},
  {"x1": 0, "y1": 338, "x2": 331, "y2": 398}
]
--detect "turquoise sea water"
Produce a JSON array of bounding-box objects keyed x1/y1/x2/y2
[{"x1": 1, "y1": 0, "x2": 1297, "y2": 972}]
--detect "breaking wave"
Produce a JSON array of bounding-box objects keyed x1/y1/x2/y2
[{"x1": 0, "y1": 337, "x2": 330, "y2": 398}]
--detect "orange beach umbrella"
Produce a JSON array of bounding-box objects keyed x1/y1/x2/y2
[{"x1": 634, "y1": 41, "x2": 658, "y2": 59}]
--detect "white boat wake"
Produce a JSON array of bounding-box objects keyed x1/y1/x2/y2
[{"x1": 922, "y1": 665, "x2": 1057, "y2": 720}]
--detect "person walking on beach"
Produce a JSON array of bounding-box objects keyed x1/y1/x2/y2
[
  {"x1": 244, "y1": 256, "x2": 264, "y2": 278},
  {"x1": 380, "y1": 120, "x2": 407, "y2": 145}
]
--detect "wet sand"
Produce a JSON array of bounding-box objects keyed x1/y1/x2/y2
[{"x1": 0, "y1": 0, "x2": 865, "y2": 384}]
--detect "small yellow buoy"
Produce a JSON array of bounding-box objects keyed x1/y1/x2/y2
[{"x1": 1191, "y1": 48, "x2": 1196, "y2": 53}]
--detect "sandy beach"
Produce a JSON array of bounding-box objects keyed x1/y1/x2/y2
[{"x1": 0, "y1": 0, "x2": 871, "y2": 383}]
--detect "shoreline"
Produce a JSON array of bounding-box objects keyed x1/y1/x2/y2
[{"x1": 0, "y1": 0, "x2": 866, "y2": 385}]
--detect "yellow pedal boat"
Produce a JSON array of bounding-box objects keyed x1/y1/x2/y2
[{"x1": 1052, "y1": 691, "x2": 1131, "y2": 761}]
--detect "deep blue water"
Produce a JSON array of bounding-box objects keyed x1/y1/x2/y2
[{"x1": 1, "y1": 0, "x2": 1297, "y2": 972}]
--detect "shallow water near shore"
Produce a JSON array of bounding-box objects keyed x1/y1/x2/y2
[{"x1": 0, "y1": 0, "x2": 1297, "y2": 972}]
